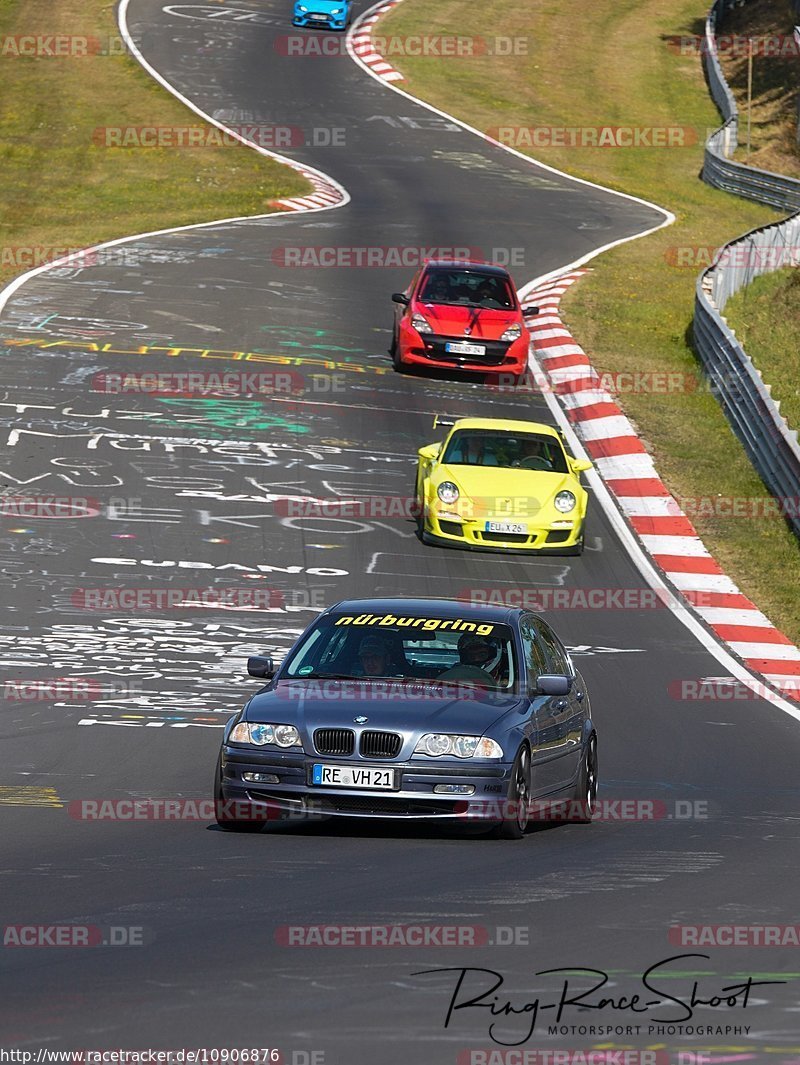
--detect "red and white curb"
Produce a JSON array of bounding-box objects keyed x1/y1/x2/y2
[
  {"x1": 524, "y1": 270, "x2": 800, "y2": 703},
  {"x1": 350, "y1": 1, "x2": 405, "y2": 81},
  {"x1": 270, "y1": 163, "x2": 346, "y2": 212}
]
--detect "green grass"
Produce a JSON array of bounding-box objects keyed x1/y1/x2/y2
[
  {"x1": 378, "y1": 0, "x2": 800, "y2": 642},
  {"x1": 725, "y1": 266, "x2": 800, "y2": 431},
  {"x1": 0, "y1": 0, "x2": 309, "y2": 290}
]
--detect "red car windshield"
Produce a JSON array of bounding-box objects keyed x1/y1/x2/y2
[{"x1": 418, "y1": 270, "x2": 516, "y2": 310}]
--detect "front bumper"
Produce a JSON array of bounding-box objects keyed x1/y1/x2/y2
[
  {"x1": 423, "y1": 510, "x2": 584, "y2": 553},
  {"x1": 220, "y1": 747, "x2": 513, "y2": 821},
  {"x1": 292, "y1": 12, "x2": 347, "y2": 29},
  {"x1": 398, "y1": 327, "x2": 528, "y2": 374}
]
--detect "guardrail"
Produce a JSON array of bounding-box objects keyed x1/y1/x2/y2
[
  {"x1": 693, "y1": 1, "x2": 800, "y2": 537},
  {"x1": 701, "y1": 0, "x2": 800, "y2": 210},
  {"x1": 694, "y1": 217, "x2": 800, "y2": 538}
]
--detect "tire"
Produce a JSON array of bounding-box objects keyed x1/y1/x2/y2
[
  {"x1": 493, "y1": 745, "x2": 532, "y2": 840},
  {"x1": 413, "y1": 474, "x2": 424, "y2": 534},
  {"x1": 570, "y1": 735, "x2": 598, "y2": 824},
  {"x1": 390, "y1": 328, "x2": 404, "y2": 372},
  {"x1": 563, "y1": 518, "x2": 586, "y2": 556},
  {"x1": 214, "y1": 758, "x2": 263, "y2": 832}
]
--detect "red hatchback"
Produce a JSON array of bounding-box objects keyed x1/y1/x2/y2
[{"x1": 390, "y1": 260, "x2": 538, "y2": 382}]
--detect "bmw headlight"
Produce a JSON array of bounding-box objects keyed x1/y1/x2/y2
[
  {"x1": 554, "y1": 490, "x2": 576, "y2": 513},
  {"x1": 411, "y1": 312, "x2": 433, "y2": 334},
  {"x1": 414, "y1": 734, "x2": 504, "y2": 759},
  {"x1": 229, "y1": 722, "x2": 302, "y2": 748},
  {"x1": 500, "y1": 324, "x2": 522, "y2": 341},
  {"x1": 437, "y1": 481, "x2": 460, "y2": 505},
  {"x1": 296, "y1": 4, "x2": 308, "y2": 10}
]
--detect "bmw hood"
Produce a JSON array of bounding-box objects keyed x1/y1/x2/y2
[{"x1": 246, "y1": 679, "x2": 524, "y2": 736}]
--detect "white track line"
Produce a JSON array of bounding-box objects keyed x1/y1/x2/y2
[
  {"x1": 0, "y1": 0, "x2": 350, "y2": 320},
  {"x1": 2, "y1": 0, "x2": 797, "y2": 723}
]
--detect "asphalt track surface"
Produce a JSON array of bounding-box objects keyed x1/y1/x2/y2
[{"x1": 1, "y1": 0, "x2": 800, "y2": 1058}]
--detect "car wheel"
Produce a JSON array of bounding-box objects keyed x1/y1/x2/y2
[
  {"x1": 214, "y1": 758, "x2": 263, "y2": 833},
  {"x1": 493, "y1": 744, "x2": 531, "y2": 840},
  {"x1": 570, "y1": 735, "x2": 597, "y2": 823},
  {"x1": 391, "y1": 334, "x2": 404, "y2": 372},
  {"x1": 413, "y1": 475, "x2": 425, "y2": 533}
]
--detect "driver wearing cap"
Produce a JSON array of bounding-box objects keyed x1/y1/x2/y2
[{"x1": 357, "y1": 635, "x2": 393, "y2": 678}]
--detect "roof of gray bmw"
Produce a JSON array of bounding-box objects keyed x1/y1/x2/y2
[{"x1": 327, "y1": 597, "x2": 519, "y2": 624}]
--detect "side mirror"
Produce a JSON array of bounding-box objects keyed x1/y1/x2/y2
[
  {"x1": 536, "y1": 674, "x2": 572, "y2": 696},
  {"x1": 391, "y1": 292, "x2": 410, "y2": 305},
  {"x1": 522, "y1": 305, "x2": 540, "y2": 318},
  {"x1": 570, "y1": 458, "x2": 593, "y2": 473},
  {"x1": 247, "y1": 655, "x2": 276, "y2": 679},
  {"x1": 417, "y1": 442, "x2": 441, "y2": 462}
]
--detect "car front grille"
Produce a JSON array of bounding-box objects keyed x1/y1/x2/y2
[
  {"x1": 311, "y1": 795, "x2": 457, "y2": 816},
  {"x1": 479, "y1": 531, "x2": 531, "y2": 544},
  {"x1": 438, "y1": 520, "x2": 464, "y2": 537},
  {"x1": 422, "y1": 335, "x2": 512, "y2": 366},
  {"x1": 359, "y1": 730, "x2": 402, "y2": 759},
  {"x1": 314, "y1": 728, "x2": 355, "y2": 756}
]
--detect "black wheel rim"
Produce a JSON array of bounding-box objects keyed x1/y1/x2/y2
[{"x1": 584, "y1": 740, "x2": 597, "y2": 816}]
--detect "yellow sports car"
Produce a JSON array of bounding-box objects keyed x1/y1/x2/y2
[{"x1": 415, "y1": 417, "x2": 592, "y2": 555}]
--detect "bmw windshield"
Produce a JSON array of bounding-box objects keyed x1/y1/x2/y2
[{"x1": 281, "y1": 611, "x2": 518, "y2": 692}]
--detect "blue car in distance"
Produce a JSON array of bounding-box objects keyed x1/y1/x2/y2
[{"x1": 292, "y1": 0, "x2": 351, "y2": 30}]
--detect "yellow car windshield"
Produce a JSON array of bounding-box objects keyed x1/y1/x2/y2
[{"x1": 441, "y1": 431, "x2": 568, "y2": 473}]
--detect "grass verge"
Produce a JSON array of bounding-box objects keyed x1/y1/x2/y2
[
  {"x1": 378, "y1": 0, "x2": 800, "y2": 641},
  {"x1": 716, "y1": 0, "x2": 800, "y2": 178},
  {"x1": 724, "y1": 266, "x2": 800, "y2": 431},
  {"x1": 0, "y1": 0, "x2": 309, "y2": 291}
]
